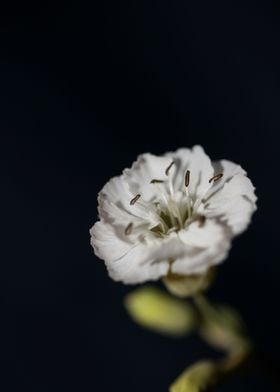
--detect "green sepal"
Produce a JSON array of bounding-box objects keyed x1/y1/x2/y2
[{"x1": 162, "y1": 268, "x2": 215, "y2": 298}]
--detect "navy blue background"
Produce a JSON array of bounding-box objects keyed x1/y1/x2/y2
[{"x1": 1, "y1": 1, "x2": 279, "y2": 390}]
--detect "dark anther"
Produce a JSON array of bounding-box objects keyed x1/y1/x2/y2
[
  {"x1": 130, "y1": 194, "x2": 141, "y2": 205},
  {"x1": 185, "y1": 170, "x2": 190, "y2": 187},
  {"x1": 125, "y1": 222, "x2": 133, "y2": 235},
  {"x1": 197, "y1": 215, "x2": 206, "y2": 227},
  {"x1": 165, "y1": 161, "x2": 175, "y2": 176},
  {"x1": 209, "y1": 173, "x2": 223, "y2": 183},
  {"x1": 150, "y1": 179, "x2": 164, "y2": 184},
  {"x1": 174, "y1": 217, "x2": 181, "y2": 232}
]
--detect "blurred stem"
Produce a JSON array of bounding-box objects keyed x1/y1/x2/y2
[
  {"x1": 192, "y1": 294, "x2": 208, "y2": 322},
  {"x1": 192, "y1": 293, "x2": 252, "y2": 350},
  {"x1": 192, "y1": 294, "x2": 280, "y2": 390}
]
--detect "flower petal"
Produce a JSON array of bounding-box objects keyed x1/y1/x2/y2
[
  {"x1": 201, "y1": 160, "x2": 257, "y2": 235},
  {"x1": 165, "y1": 145, "x2": 214, "y2": 200},
  {"x1": 179, "y1": 219, "x2": 229, "y2": 248},
  {"x1": 90, "y1": 221, "x2": 170, "y2": 284},
  {"x1": 171, "y1": 220, "x2": 231, "y2": 275},
  {"x1": 91, "y1": 218, "x2": 231, "y2": 282},
  {"x1": 108, "y1": 245, "x2": 171, "y2": 284},
  {"x1": 98, "y1": 175, "x2": 157, "y2": 226},
  {"x1": 90, "y1": 221, "x2": 134, "y2": 262},
  {"x1": 123, "y1": 153, "x2": 173, "y2": 202}
]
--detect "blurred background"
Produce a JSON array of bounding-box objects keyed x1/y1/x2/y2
[{"x1": 1, "y1": 0, "x2": 279, "y2": 390}]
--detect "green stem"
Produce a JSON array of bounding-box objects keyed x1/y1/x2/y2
[{"x1": 192, "y1": 295, "x2": 280, "y2": 390}]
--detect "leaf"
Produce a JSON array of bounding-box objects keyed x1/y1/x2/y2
[{"x1": 124, "y1": 286, "x2": 196, "y2": 337}]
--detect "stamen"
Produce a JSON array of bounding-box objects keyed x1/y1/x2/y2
[
  {"x1": 165, "y1": 161, "x2": 175, "y2": 176},
  {"x1": 174, "y1": 217, "x2": 181, "y2": 232},
  {"x1": 197, "y1": 215, "x2": 206, "y2": 227},
  {"x1": 125, "y1": 222, "x2": 133, "y2": 235},
  {"x1": 150, "y1": 179, "x2": 164, "y2": 184},
  {"x1": 185, "y1": 170, "x2": 190, "y2": 187},
  {"x1": 130, "y1": 194, "x2": 141, "y2": 205},
  {"x1": 209, "y1": 173, "x2": 223, "y2": 183}
]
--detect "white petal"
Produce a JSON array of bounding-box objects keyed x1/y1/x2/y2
[
  {"x1": 99, "y1": 175, "x2": 131, "y2": 208},
  {"x1": 165, "y1": 145, "x2": 214, "y2": 200},
  {"x1": 201, "y1": 160, "x2": 257, "y2": 235},
  {"x1": 171, "y1": 220, "x2": 231, "y2": 275},
  {"x1": 98, "y1": 175, "x2": 156, "y2": 226},
  {"x1": 109, "y1": 245, "x2": 170, "y2": 284},
  {"x1": 90, "y1": 221, "x2": 134, "y2": 262},
  {"x1": 171, "y1": 244, "x2": 230, "y2": 275},
  {"x1": 178, "y1": 219, "x2": 229, "y2": 248},
  {"x1": 90, "y1": 221, "x2": 170, "y2": 284},
  {"x1": 123, "y1": 153, "x2": 173, "y2": 202},
  {"x1": 200, "y1": 159, "x2": 247, "y2": 202}
]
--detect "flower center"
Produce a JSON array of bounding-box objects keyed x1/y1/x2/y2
[
  {"x1": 127, "y1": 162, "x2": 223, "y2": 238},
  {"x1": 146, "y1": 165, "x2": 197, "y2": 237},
  {"x1": 150, "y1": 202, "x2": 193, "y2": 237}
]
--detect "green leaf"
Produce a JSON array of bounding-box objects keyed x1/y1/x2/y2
[{"x1": 124, "y1": 286, "x2": 195, "y2": 337}]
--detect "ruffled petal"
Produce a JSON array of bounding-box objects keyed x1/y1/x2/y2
[
  {"x1": 109, "y1": 245, "x2": 170, "y2": 284},
  {"x1": 123, "y1": 153, "x2": 173, "y2": 202},
  {"x1": 171, "y1": 219, "x2": 231, "y2": 275},
  {"x1": 178, "y1": 219, "x2": 229, "y2": 248},
  {"x1": 165, "y1": 145, "x2": 214, "y2": 200},
  {"x1": 98, "y1": 175, "x2": 131, "y2": 208},
  {"x1": 200, "y1": 160, "x2": 257, "y2": 235},
  {"x1": 90, "y1": 221, "x2": 170, "y2": 284},
  {"x1": 98, "y1": 175, "x2": 158, "y2": 227},
  {"x1": 90, "y1": 221, "x2": 134, "y2": 262}
]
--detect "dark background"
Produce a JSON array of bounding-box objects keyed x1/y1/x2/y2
[{"x1": 1, "y1": 1, "x2": 279, "y2": 391}]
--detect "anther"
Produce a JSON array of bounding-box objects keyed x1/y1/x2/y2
[
  {"x1": 197, "y1": 215, "x2": 206, "y2": 227},
  {"x1": 125, "y1": 222, "x2": 133, "y2": 235},
  {"x1": 209, "y1": 173, "x2": 223, "y2": 183},
  {"x1": 150, "y1": 179, "x2": 164, "y2": 184},
  {"x1": 130, "y1": 194, "x2": 141, "y2": 205},
  {"x1": 174, "y1": 217, "x2": 181, "y2": 232},
  {"x1": 185, "y1": 170, "x2": 190, "y2": 187},
  {"x1": 165, "y1": 161, "x2": 175, "y2": 176}
]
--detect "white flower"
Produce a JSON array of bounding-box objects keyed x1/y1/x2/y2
[{"x1": 90, "y1": 146, "x2": 257, "y2": 284}]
